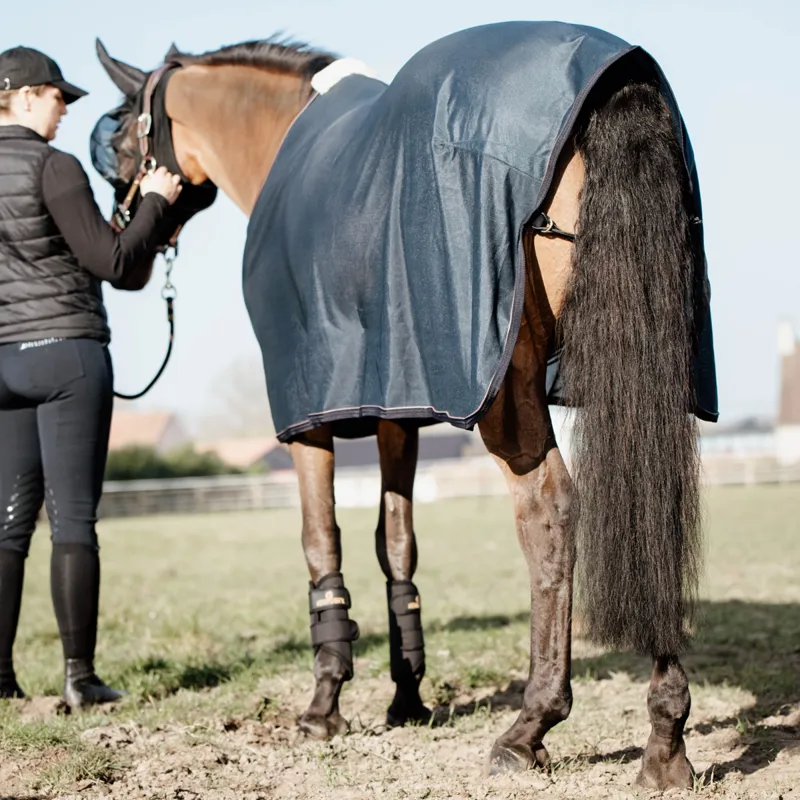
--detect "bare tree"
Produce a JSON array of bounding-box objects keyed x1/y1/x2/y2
[{"x1": 196, "y1": 357, "x2": 275, "y2": 438}]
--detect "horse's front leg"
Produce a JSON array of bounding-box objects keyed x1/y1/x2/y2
[
  {"x1": 374, "y1": 419, "x2": 431, "y2": 728},
  {"x1": 289, "y1": 425, "x2": 360, "y2": 740}
]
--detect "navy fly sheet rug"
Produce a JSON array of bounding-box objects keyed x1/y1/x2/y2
[{"x1": 242, "y1": 21, "x2": 718, "y2": 443}]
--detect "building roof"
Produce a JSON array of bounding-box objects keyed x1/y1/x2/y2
[
  {"x1": 195, "y1": 436, "x2": 283, "y2": 468},
  {"x1": 699, "y1": 416, "x2": 774, "y2": 438},
  {"x1": 108, "y1": 410, "x2": 184, "y2": 451}
]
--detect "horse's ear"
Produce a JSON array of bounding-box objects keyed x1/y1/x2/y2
[
  {"x1": 165, "y1": 42, "x2": 181, "y2": 60},
  {"x1": 95, "y1": 38, "x2": 147, "y2": 97}
]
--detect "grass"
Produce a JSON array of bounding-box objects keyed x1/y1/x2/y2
[
  {"x1": 32, "y1": 747, "x2": 122, "y2": 793},
  {"x1": 0, "y1": 705, "x2": 123, "y2": 794},
  {"x1": 1, "y1": 484, "x2": 798, "y2": 797}
]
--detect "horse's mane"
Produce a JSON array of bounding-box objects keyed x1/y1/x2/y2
[
  {"x1": 170, "y1": 36, "x2": 338, "y2": 79},
  {"x1": 109, "y1": 36, "x2": 338, "y2": 167}
]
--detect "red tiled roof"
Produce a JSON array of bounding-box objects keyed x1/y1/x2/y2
[
  {"x1": 195, "y1": 436, "x2": 282, "y2": 468},
  {"x1": 108, "y1": 410, "x2": 177, "y2": 450}
]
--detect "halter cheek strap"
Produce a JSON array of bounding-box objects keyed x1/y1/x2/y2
[{"x1": 112, "y1": 62, "x2": 179, "y2": 235}]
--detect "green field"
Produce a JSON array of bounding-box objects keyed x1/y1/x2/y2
[{"x1": 1, "y1": 485, "x2": 798, "y2": 799}]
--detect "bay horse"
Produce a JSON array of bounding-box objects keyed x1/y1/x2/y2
[{"x1": 90, "y1": 21, "x2": 718, "y2": 790}]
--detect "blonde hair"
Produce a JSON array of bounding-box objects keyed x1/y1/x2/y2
[{"x1": 0, "y1": 84, "x2": 46, "y2": 113}]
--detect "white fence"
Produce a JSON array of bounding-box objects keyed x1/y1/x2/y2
[
  {"x1": 700, "y1": 456, "x2": 800, "y2": 487},
  {"x1": 97, "y1": 454, "x2": 800, "y2": 519}
]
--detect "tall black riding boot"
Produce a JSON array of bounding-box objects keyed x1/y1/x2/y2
[
  {"x1": 0, "y1": 549, "x2": 26, "y2": 698},
  {"x1": 51, "y1": 544, "x2": 125, "y2": 709}
]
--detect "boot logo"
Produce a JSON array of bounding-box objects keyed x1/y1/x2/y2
[
  {"x1": 407, "y1": 595, "x2": 420, "y2": 610},
  {"x1": 315, "y1": 590, "x2": 346, "y2": 608}
]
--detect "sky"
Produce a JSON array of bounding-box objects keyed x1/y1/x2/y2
[{"x1": 3, "y1": 0, "x2": 797, "y2": 433}]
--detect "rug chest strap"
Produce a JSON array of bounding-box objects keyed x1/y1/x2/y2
[{"x1": 530, "y1": 211, "x2": 576, "y2": 242}]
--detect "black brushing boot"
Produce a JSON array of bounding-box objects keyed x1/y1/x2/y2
[
  {"x1": 0, "y1": 549, "x2": 27, "y2": 698},
  {"x1": 296, "y1": 571, "x2": 361, "y2": 739},
  {"x1": 386, "y1": 579, "x2": 431, "y2": 727},
  {"x1": 51, "y1": 543, "x2": 125, "y2": 709},
  {"x1": 308, "y1": 571, "x2": 360, "y2": 679}
]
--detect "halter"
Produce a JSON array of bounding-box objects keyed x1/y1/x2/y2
[
  {"x1": 111, "y1": 63, "x2": 178, "y2": 236},
  {"x1": 112, "y1": 62, "x2": 182, "y2": 401}
]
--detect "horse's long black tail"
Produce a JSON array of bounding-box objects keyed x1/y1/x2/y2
[{"x1": 558, "y1": 73, "x2": 701, "y2": 656}]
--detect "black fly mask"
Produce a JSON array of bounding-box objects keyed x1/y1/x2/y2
[{"x1": 90, "y1": 54, "x2": 218, "y2": 238}]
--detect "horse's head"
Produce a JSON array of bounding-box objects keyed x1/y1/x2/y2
[{"x1": 90, "y1": 39, "x2": 218, "y2": 237}]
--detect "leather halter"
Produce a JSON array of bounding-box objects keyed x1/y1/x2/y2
[{"x1": 111, "y1": 62, "x2": 179, "y2": 237}]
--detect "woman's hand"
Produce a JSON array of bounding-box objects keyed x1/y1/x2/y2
[{"x1": 140, "y1": 167, "x2": 182, "y2": 205}]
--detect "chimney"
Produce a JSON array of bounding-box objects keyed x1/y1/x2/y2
[
  {"x1": 778, "y1": 321, "x2": 800, "y2": 426},
  {"x1": 778, "y1": 320, "x2": 796, "y2": 357}
]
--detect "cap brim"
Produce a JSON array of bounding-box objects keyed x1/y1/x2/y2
[{"x1": 53, "y1": 80, "x2": 88, "y2": 104}]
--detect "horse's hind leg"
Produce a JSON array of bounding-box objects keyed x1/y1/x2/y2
[
  {"x1": 637, "y1": 656, "x2": 693, "y2": 789},
  {"x1": 484, "y1": 443, "x2": 574, "y2": 773},
  {"x1": 374, "y1": 419, "x2": 431, "y2": 727},
  {"x1": 290, "y1": 424, "x2": 360, "y2": 740},
  {"x1": 478, "y1": 226, "x2": 575, "y2": 773}
]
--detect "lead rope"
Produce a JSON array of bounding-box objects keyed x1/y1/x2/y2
[
  {"x1": 112, "y1": 65, "x2": 181, "y2": 401},
  {"x1": 113, "y1": 245, "x2": 178, "y2": 400}
]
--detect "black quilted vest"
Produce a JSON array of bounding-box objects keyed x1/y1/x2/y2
[{"x1": 0, "y1": 126, "x2": 109, "y2": 345}]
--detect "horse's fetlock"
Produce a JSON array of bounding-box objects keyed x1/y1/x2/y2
[{"x1": 521, "y1": 682, "x2": 573, "y2": 728}]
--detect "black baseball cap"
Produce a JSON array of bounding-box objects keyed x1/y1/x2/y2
[{"x1": 0, "y1": 46, "x2": 87, "y2": 104}]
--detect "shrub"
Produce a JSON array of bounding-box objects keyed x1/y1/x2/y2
[{"x1": 104, "y1": 445, "x2": 243, "y2": 481}]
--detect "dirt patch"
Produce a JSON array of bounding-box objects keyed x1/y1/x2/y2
[
  {"x1": 13, "y1": 696, "x2": 68, "y2": 724},
  {"x1": 7, "y1": 678, "x2": 793, "y2": 800},
  {"x1": 4, "y1": 493, "x2": 797, "y2": 800}
]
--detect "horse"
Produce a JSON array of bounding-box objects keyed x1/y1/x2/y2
[{"x1": 90, "y1": 21, "x2": 718, "y2": 790}]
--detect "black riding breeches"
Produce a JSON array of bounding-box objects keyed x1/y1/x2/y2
[{"x1": 0, "y1": 338, "x2": 113, "y2": 555}]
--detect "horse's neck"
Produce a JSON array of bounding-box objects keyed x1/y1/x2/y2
[{"x1": 166, "y1": 65, "x2": 311, "y2": 215}]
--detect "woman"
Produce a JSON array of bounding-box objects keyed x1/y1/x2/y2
[{"x1": 0, "y1": 45, "x2": 182, "y2": 708}]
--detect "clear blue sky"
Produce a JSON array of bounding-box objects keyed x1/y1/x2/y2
[{"x1": 3, "y1": 0, "x2": 797, "y2": 431}]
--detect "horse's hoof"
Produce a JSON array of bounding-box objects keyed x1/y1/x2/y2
[
  {"x1": 488, "y1": 742, "x2": 550, "y2": 775},
  {"x1": 297, "y1": 710, "x2": 348, "y2": 740},
  {"x1": 635, "y1": 751, "x2": 694, "y2": 790},
  {"x1": 386, "y1": 700, "x2": 432, "y2": 729}
]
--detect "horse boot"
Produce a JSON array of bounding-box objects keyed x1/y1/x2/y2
[
  {"x1": 0, "y1": 549, "x2": 26, "y2": 699},
  {"x1": 297, "y1": 571, "x2": 360, "y2": 740},
  {"x1": 51, "y1": 544, "x2": 126, "y2": 710},
  {"x1": 386, "y1": 579, "x2": 431, "y2": 727}
]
